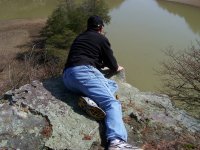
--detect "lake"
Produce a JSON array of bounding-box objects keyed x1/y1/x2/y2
[{"x1": 1, "y1": 0, "x2": 200, "y2": 91}]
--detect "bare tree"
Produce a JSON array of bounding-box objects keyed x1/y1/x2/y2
[{"x1": 158, "y1": 42, "x2": 200, "y2": 117}]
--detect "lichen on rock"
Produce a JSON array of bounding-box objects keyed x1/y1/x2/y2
[{"x1": 0, "y1": 70, "x2": 199, "y2": 150}]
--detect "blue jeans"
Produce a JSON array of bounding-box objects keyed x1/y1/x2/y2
[{"x1": 63, "y1": 65, "x2": 127, "y2": 141}]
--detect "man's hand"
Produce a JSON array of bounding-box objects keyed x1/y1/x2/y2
[{"x1": 117, "y1": 65, "x2": 124, "y2": 71}]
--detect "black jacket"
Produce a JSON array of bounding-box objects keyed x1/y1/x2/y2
[{"x1": 64, "y1": 29, "x2": 118, "y2": 71}]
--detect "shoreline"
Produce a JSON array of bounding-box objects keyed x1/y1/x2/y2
[{"x1": 164, "y1": 0, "x2": 200, "y2": 7}]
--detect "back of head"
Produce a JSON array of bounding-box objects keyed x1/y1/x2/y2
[{"x1": 87, "y1": 15, "x2": 104, "y2": 31}]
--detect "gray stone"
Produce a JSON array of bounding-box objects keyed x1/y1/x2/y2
[
  {"x1": 0, "y1": 70, "x2": 199, "y2": 150},
  {"x1": 0, "y1": 102, "x2": 47, "y2": 150}
]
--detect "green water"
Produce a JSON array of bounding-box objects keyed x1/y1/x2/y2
[
  {"x1": 0, "y1": 0, "x2": 62, "y2": 20},
  {"x1": 105, "y1": 0, "x2": 200, "y2": 91},
  {"x1": 1, "y1": 0, "x2": 200, "y2": 91}
]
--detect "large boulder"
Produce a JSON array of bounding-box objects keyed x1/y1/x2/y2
[{"x1": 0, "y1": 71, "x2": 199, "y2": 149}]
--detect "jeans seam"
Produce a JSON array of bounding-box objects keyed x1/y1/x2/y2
[{"x1": 91, "y1": 67, "x2": 116, "y2": 100}]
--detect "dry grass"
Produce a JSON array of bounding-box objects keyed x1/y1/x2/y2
[
  {"x1": 0, "y1": 19, "x2": 64, "y2": 95},
  {"x1": 0, "y1": 46, "x2": 64, "y2": 95}
]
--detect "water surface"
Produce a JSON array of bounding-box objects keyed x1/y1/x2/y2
[
  {"x1": 105, "y1": 0, "x2": 200, "y2": 91},
  {"x1": 0, "y1": 0, "x2": 62, "y2": 20}
]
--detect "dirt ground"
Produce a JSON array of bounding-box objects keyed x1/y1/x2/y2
[
  {"x1": 0, "y1": 18, "x2": 46, "y2": 54},
  {"x1": 0, "y1": 18, "x2": 46, "y2": 94}
]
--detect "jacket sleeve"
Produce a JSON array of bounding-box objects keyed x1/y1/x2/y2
[{"x1": 101, "y1": 37, "x2": 118, "y2": 72}]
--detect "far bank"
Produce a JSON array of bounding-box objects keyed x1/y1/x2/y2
[{"x1": 164, "y1": 0, "x2": 200, "y2": 7}]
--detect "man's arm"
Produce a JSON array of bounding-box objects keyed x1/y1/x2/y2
[{"x1": 101, "y1": 38, "x2": 120, "y2": 72}]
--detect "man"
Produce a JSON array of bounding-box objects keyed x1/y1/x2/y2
[{"x1": 63, "y1": 15, "x2": 142, "y2": 150}]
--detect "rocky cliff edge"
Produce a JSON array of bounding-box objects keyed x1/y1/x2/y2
[{"x1": 0, "y1": 70, "x2": 199, "y2": 150}]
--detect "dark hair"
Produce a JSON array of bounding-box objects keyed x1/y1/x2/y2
[{"x1": 87, "y1": 15, "x2": 104, "y2": 30}]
